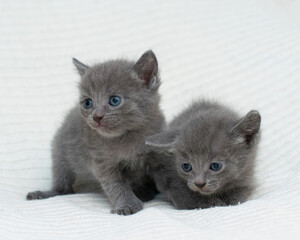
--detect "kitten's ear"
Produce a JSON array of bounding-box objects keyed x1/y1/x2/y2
[
  {"x1": 131, "y1": 50, "x2": 159, "y2": 89},
  {"x1": 72, "y1": 58, "x2": 89, "y2": 76},
  {"x1": 146, "y1": 131, "x2": 179, "y2": 152},
  {"x1": 231, "y1": 110, "x2": 261, "y2": 146}
]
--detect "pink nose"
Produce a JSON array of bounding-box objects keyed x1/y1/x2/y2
[
  {"x1": 93, "y1": 115, "x2": 103, "y2": 123},
  {"x1": 194, "y1": 182, "x2": 206, "y2": 189}
]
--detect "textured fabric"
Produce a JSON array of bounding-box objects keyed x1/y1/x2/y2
[{"x1": 0, "y1": 0, "x2": 300, "y2": 239}]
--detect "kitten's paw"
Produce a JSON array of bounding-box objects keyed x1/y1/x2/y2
[
  {"x1": 172, "y1": 198, "x2": 200, "y2": 210},
  {"x1": 26, "y1": 190, "x2": 57, "y2": 200},
  {"x1": 111, "y1": 201, "x2": 143, "y2": 216}
]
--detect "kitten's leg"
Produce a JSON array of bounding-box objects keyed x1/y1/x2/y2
[
  {"x1": 133, "y1": 178, "x2": 158, "y2": 202},
  {"x1": 150, "y1": 167, "x2": 197, "y2": 209},
  {"x1": 163, "y1": 178, "x2": 201, "y2": 210},
  {"x1": 218, "y1": 186, "x2": 253, "y2": 206},
  {"x1": 171, "y1": 187, "x2": 252, "y2": 209},
  {"x1": 27, "y1": 157, "x2": 75, "y2": 200},
  {"x1": 26, "y1": 190, "x2": 62, "y2": 200},
  {"x1": 95, "y1": 168, "x2": 143, "y2": 215},
  {"x1": 153, "y1": 171, "x2": 200, "y2": 210},
  {"x1": 168, "y1": 189, "x2": 200, "y2": 210}
]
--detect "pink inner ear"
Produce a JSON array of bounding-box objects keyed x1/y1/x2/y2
[
  {"x1": 141, "y1": 62, "x2": 156, "y2": 85},
  {"x1": 231, "y1": 111, "x2": 261, "y2": 145},
  {"x1": 132, "y1": 50, "x2": 158, "y2": 87}
]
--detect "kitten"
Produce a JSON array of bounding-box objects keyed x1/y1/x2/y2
[
  {"x1": 146, "y1": 100, "x2": 261, "y2": 209},
  {"x1": 27, "y1": 50, "x2": 165, "y2": 215}
]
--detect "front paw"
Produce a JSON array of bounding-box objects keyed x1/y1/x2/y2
[
  {"x1": 26, "y1": 190, "x2": 57, "y2": 200},
  {"x1": 111, "y1": 200, "x2": 143, "y2": 216},
  {"x1": 172, "y1": 197, "x2": 199, "y2": 210}
]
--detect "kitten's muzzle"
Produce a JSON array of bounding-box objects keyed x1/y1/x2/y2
[
  {"x1": 187, "y1": 181, "x2": 212, "y2": 195},
  {"x1": 194, "y1": 181, "x2": 206, "y2": 189},
  {"x1": 93, "y1": 114, "x2": 103, "y2": 124}
]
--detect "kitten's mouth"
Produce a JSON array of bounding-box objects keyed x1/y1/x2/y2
[
  {"x1": 188, "y1": 183, "x2": 214, "y2": 195},
  {"x1": 90, "y1": 120, "x2": 107, "y2": 128},
  {"x1": 87, "y1": 118, "x2": 124, "y2": 138},
  {"x1": 90, "y1": 122, "x2": 108, "y2": 131},
  {"x1": 197, "y1": 188, "x2": 213, "y2": 195},
  {"x1": 90, "y1": 122, "x2": 123, "y2": 138},
  {"x1": 96, "y1": 123, "x2": 105, "y2": 128}
]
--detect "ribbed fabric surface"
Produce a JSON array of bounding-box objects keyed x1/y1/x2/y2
[{"x1": 0, "y1": 0, "x2": 299, "y2": 239}]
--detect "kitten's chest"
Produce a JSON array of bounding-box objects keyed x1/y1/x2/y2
[{"x1": 90, "y1": 137, "x2": 146, "y2": 163}]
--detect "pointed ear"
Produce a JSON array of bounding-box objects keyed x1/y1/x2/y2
[
  {"x1": 231, "y1": 110, "x2": 261, "y2": 145},
  {"x1": 131, "y1": 50, "x2": 159, "y2": 89},
  {"x1": 72, "y1": 58, "x2": 89, "y2": 76},
  {"x1": 146, "y1": 131, "x2": 179, "y2": 152}
]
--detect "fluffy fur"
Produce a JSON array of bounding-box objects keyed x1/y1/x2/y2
[
  {"x1": 146, "y1": 100, "x2": 261, "y2": 209},
  {"x1": 27, "y1": 50, "x2": 165, "y2": 215}
]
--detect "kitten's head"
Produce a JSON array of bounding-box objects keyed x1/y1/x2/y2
[
  {"x1": 146, "y1": 110, "x2": 261, "y2": 195},
  {"x1": 73, "y1": 50, "x2": 161, "y2": 138}
]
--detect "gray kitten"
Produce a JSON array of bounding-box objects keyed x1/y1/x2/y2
[
  {"x1": 27, "y1": 50, "x2": 165, "y2": 215},
  {"x1": 146, "y1": 100, "x2": 261, "y2": 209}
]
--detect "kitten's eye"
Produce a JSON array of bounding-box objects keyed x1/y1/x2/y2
[
  {"x1": 210, "y1": 162, "x2": 222, "y2": 171},
  {"x1": 181, "y1": 163, "x2": 192, "y2": 172},
  {"x1": 83, "y1": 99, "x2": 93, "y2": 109},
  {"x1": 109, "y1": 96, "x2": 122, "y2": 106}
]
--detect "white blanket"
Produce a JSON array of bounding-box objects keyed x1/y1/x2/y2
[{"x1": 0, "y1": 0, "x2": 299, "y2": 239}]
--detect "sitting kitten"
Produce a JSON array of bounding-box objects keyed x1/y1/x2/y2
[
  {"x1": 27, "y1": 50, "x2": 165, "y2": 215},
  {"x1": 146, "y1": 100, "x2": 261, "y2": 209}
]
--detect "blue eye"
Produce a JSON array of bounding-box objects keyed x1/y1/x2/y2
[
  {"x1": 109, "y1": 96, "x2": 121, "y2": 106},
  {"x1": 181, "y1": 163, "x2": 192, "y2": 172},
  {"x1": 210, "y1": 162, "x2": 222, "y2": 171},
  {"x1": 83, "y1": 99, "x2": 93, "y2": 109}
]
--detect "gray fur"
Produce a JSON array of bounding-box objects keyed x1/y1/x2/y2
[
  {"x1": 27, "y1": 50, "x2": 165, "y2": 215},
  {"x1": 146, "y1": 100, "x2": 261, "y2": 209}
]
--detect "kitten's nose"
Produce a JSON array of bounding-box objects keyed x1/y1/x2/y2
[
  {"x1": 93, "y1": 115, "x2": 103, "y2": 124},
  {"x1": 194, "y1": 182, "x2": 206, "y2": 189}
]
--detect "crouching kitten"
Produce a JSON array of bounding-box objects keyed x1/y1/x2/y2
[
  {"x1": 27, "y1": 50, "x2": 165, "y2": 215},
  {"x1": 146, "y1": 100, "x2": 261, "y2": 209}
]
